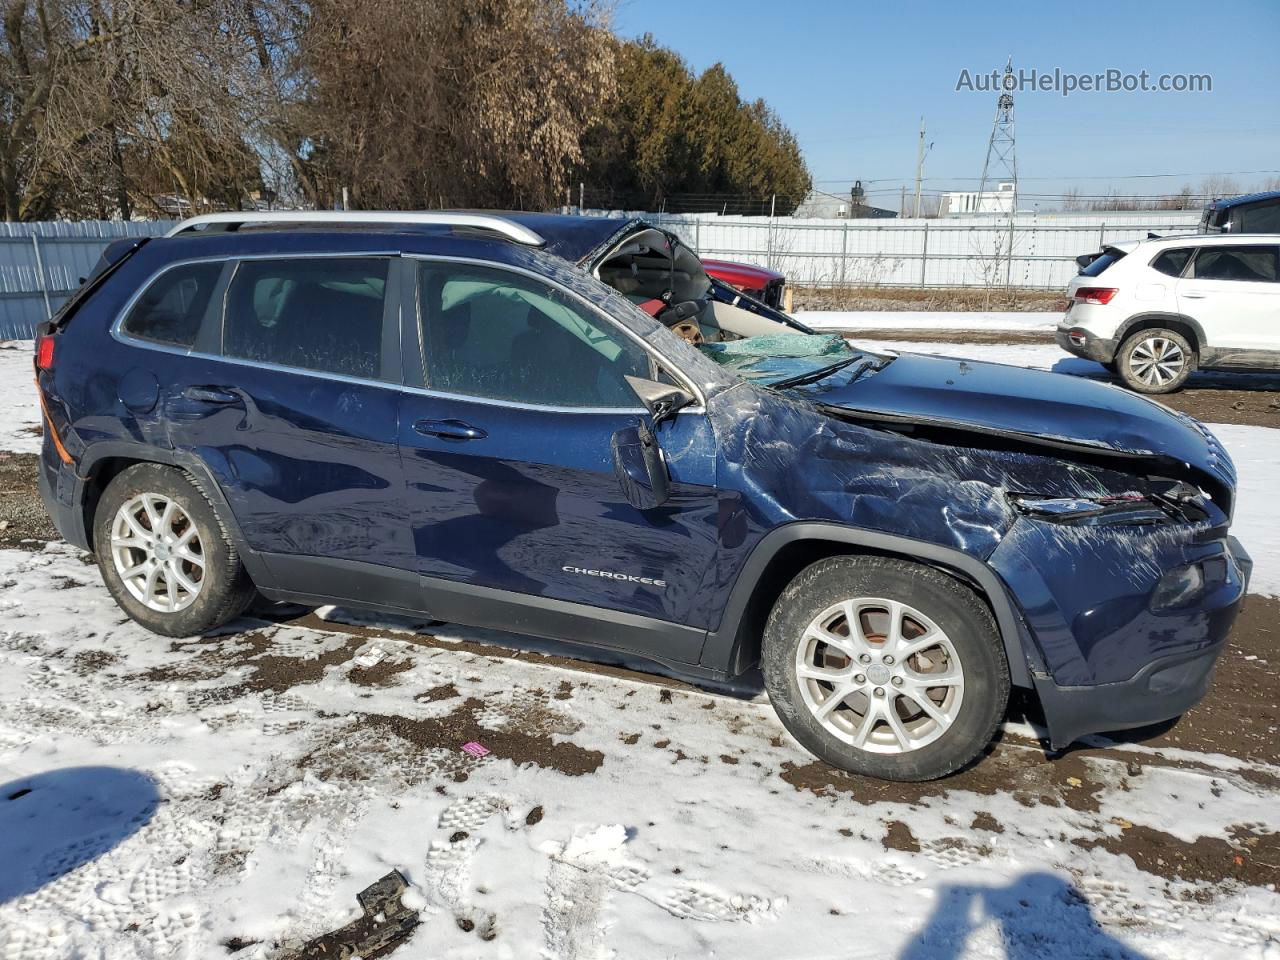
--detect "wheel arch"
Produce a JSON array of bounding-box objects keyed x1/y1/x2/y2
[
  {"x1": 698, "y1": 523, "x2": 1036, "y2": 688},
  {"x1": 76, "y1": 442, "x2": 268, "y2": 584},
  {"x1": 1115, "y1": 313, "x2": 1206, "y2": 358}
]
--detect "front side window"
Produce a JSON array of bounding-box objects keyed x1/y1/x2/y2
[
  {"x1": 1191, "y1": 246, "x2": 1279, "y2": 283},
  {"x1": 223, "y1": 258, "x2": 390, "y2": 380},
  {"x1": 1151, "y1": 248, "x2": 1193, "y2": 277},
  {"x1": 418, "y1": 263, "x2": 651, "y2": 408},
  {"x1": 121, "y1": 261, "x2": 222, "y2": 348}
]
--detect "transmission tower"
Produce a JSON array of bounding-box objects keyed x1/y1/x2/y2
[
  {"x1": 975, "y1": 57, "x2": 1019, "y2": 288},
  {"x1": 975, "y1": 57, "x2": 1018, "y2": 214}
]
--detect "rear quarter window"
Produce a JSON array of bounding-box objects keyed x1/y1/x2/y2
[
  {"x1": 1150, "y1": 248, "x2": 1193, "y2": 277},
  {"x1": 120, "y1": 261, "x2": 223, "y2": 348}
]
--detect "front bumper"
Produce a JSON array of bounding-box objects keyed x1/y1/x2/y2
[
  {"x1": 1031, "y1": 635, "x2": 1229, "y2": 749},
  {"x1": 993, "y1": 524, "x2": 1251, "y2": 749},
  {"x1": 1056, "y1": 326, "x2": 1118, "y2": 365}
]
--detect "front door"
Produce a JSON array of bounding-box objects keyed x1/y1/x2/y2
[{"x1": 397, "y1": 258, "x2": 719, "y2": 658}]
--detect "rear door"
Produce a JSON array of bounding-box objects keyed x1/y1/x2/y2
[
  {"x1": 1177, "y1": 244, "x2": 1280, "y2": 351},
  {"x1": 397, "y1": 257, "x2": 719, "y2": 658},
  {"x1": 135, "y1": 254, "x2": 416, "y2": 585}
]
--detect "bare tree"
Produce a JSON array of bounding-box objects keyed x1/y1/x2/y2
[{"x1": 287, "y1": 0, "x2": 616, "y2": 211}]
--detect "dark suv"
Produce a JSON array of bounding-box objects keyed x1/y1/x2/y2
[
  {"x1": 35, "y1": 212, "x2": 1251, "y2": 782},
  {"x1": 1200, "y1": 191, "x2": 1280, "y2": 234}
]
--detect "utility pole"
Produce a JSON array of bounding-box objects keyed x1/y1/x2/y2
[{"x1": 913, "y1": 117, "x2": 927, "y2": 219}]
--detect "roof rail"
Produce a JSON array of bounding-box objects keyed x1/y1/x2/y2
[{"x1": 164, "y1": 211, "x2": 545, "y2": 246}]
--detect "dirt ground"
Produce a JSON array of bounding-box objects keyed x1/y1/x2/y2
[
  {"x1": 0, "y1": 450, "x2": 58, "y2": 548},
  {"x1": 792, "y1": 286, "x2": 1066, "y2": 313}
]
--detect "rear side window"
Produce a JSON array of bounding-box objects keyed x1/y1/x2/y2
[
  {"x1": 223, "y1": 258, "x2": 391, "y2": 380},
  {"x1": 1150, "y1": 248, "x2": 1193, "y2": 277},
  {"x1": 418, "y1": 262, "x2": 651, "y2": 408},
  {"x1": 1239, "y1": 203, "x2": 1280, "y2": 233},
  {"x1": 1190, "y1": 246, "x2": 1279, "y2": 283},
  {"x1": 120, "y1": 261, "x2": 222, "y2": 348},
  {"x1": 1080, "y1": 251, "x2": 1123, "y2": 278}
]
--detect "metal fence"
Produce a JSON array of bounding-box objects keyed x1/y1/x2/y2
[
  {"x1": 0, "y1": 211, "x2": 1203, "y2": 339},
  {"x1": 0, "y1": 220, "x2": 172, "y2": 339},
  {"x1": 593, "y1": 209, "x2": 1202, "y2": 292}
]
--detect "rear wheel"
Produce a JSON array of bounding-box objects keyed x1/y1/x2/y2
[
  {"x1": 1117, "y1": 328, "x2": 1194, "y2": 394},
  {"x1": 761, "y1": 556, "x2": 1009, "y2": 781},
  {"x1": 94, "y1": 464, "x2": 255, "y2": 637}
]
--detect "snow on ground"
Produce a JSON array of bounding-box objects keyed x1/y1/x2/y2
[
  {"x1": 4, "y1": 330, "x2": 1280, "y2": 958},
  {"x1": 797, "y1": 311, "x2": 1059, "y2": 333},
  {"x1": 0, "y1": 342, "x2": 42, "y2": 454},
  {"x1": 1, "y1": 545, "x2": 1279, "y2": 960}
]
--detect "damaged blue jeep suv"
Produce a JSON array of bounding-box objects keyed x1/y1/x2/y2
[{"x1": 36, "y1": 212, "x2": 1251, "y2": 781}]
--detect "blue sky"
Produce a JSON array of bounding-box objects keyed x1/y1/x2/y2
[{"x1": 611, "y1": 0, "x2": 1280, "y2": 209}]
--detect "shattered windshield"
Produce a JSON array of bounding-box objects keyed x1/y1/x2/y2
[{"x1": 697, "y1": 333, "x2": 884, "y2": 388}]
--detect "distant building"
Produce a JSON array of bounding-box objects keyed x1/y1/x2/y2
[
  {"x1": 793, "y1": 181, "x2": 898, "y2": 219},
  {"x1": 940, "y1": 182, "x2": 1016, "y2": 216}
]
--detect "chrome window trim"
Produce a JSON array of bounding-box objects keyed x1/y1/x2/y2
[
  {"x1": 110, "y1": 250, "x2": 708, "y2": 418},
  {"x1": 404, "y1": 252, "x2": 707, "y2": 413},
  {"x1": 111, "y1": 251, "x2": 403, "y2": 387}
]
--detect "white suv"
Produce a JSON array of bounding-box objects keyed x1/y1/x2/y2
[{"x1": 1057, "y1": 234, "x2": 1280, "y2": 393}]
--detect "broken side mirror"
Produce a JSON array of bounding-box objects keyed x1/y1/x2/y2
[
  {"x1": 624, "y1": 375, "x2": 694, "y2": 426},
  {"x1": 611, "y1": 420, "x2": 671, "y2": 510}
]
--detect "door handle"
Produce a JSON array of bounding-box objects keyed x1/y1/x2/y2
[
  {"x1": 1181, "y1": 292, "x2": 1207, "y2": 299},
  {"x1": 183, "y1": 386, "x2": 241, "y2": 405},
  {"x1": 413, "y1": 418, "x2": 487, "y2": 441}
]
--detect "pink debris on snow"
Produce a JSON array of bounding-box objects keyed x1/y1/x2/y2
[{"x1": 461, "y1": 741, "x2": 491, "y2": 758}]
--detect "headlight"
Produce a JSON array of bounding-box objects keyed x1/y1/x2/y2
[{"x1": 1151, "y1": 563, "x2": 1206, "y2": 611}]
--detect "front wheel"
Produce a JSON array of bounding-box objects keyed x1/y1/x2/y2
[
  {"x1": 761, "y1": 556, "x2": 1009, "y2": 781},
  {"x1": 94, "y1": 464, "x2": 255, "y2": 637},
  {"x1": 1116, "y1": 328, "x2": 1194, "y2": 394}
]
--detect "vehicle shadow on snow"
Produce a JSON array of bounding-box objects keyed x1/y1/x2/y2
[
  {"x1": 0, "y1": 766, "x2": 160, "y2": 904},
  {"x1": 899, "y1": 871, "x2": 1150, "y2": 960},
  {"x1": 1050, "y1": 356, "x2": 1280, "y2": 392}
]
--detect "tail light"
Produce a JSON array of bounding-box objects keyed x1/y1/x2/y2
[
  {"x1": 1073, "y1": 287, "x2": 1118, "y2": 305},
  {"x1": 35, "y1": 334, "x2": 55, "y2": 371}
]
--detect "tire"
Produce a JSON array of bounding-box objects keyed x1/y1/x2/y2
[
  {"x1": 762, "y1": 556, "x2": 1009, "y2": 781},
  {"x1": 1116, "y1": 328, "x2": 1194, "y2": 394},
  {"x1": 94, "y1": 463, "x2": 255, "y2": 637}
]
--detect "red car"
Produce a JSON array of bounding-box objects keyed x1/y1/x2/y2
[{"x1": 701, "y1": 259, "x2": 788, "y2": 310}]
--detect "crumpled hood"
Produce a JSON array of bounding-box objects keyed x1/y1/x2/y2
[{"x1": 806, "y1": 352, "x2": 1233, "y2": 496}]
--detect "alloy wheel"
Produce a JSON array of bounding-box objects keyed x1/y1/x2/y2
[
  {"x1": 110, "y1": 493, "x2": 206, "y2": 613},
  {"x1": 794, "y1": 597, "x2": 964, "y2": 754},
  {"x1": 1129, "y1": 336, "x2": 1186, "y2": 387}
]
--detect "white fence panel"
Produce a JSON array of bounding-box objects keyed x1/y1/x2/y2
[
  {"x1": 618, "y1": 210, "x2": 1201, "y2": 292},
  {"x1": 0, "y1": 221, "x2": 173, "y2": 339}
]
